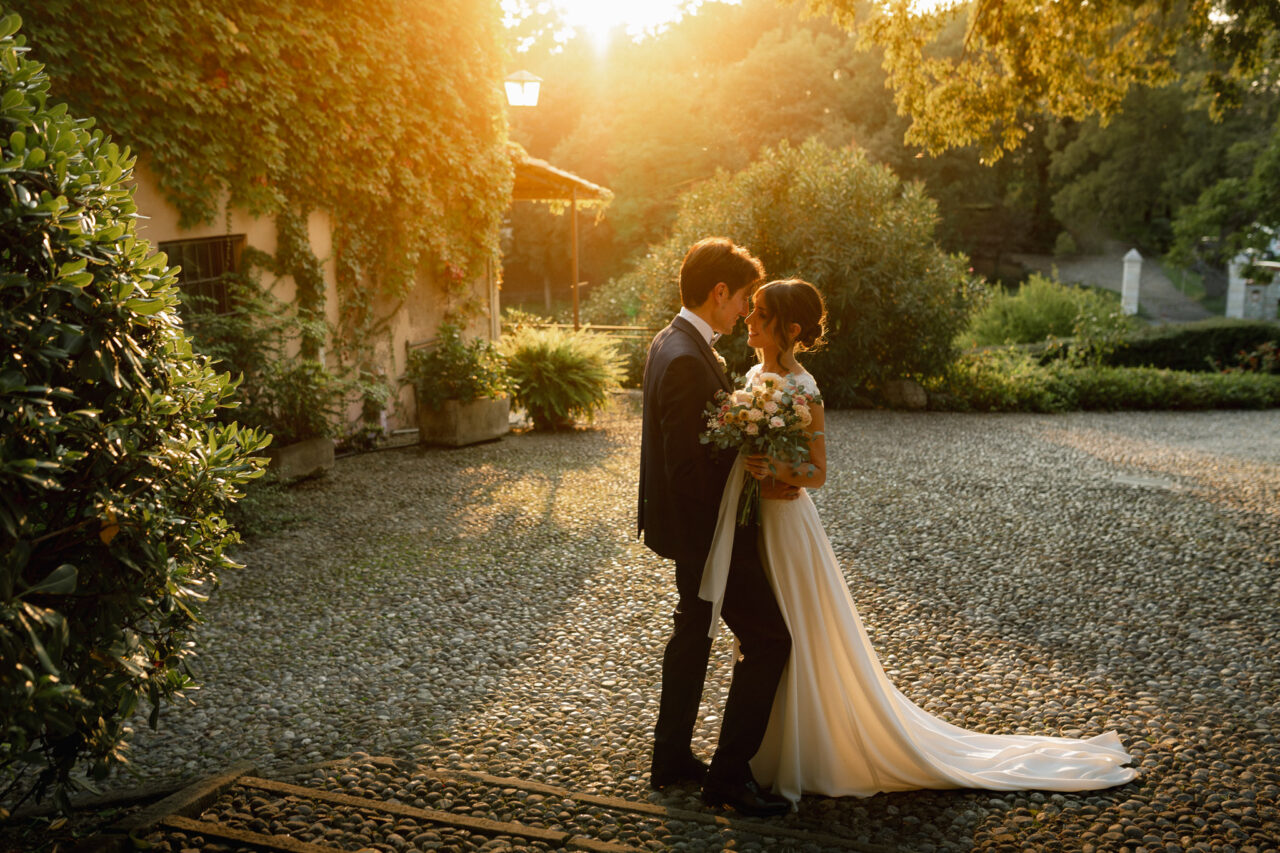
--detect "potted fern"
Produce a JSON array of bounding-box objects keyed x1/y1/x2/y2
[
  {"x1": 405, "y1": 323, "x2": 513, "y2": 446},
  {"x1": 501, "y1": 326, "x2": 625, "y2": 430}
]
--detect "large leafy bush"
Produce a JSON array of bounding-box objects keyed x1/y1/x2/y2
[
  {"x1": 0, "y1": 15, "x2": 267, "y2": 809},
  {"x1": 963, "y1": 273, "x2": 1130, "y2": 348},
  {"x1": 501, "y1": 327, "x2": 625, "y2": 430},
  {"x1": 582, "y1": 139, "x2": 979, "y2": 407}
]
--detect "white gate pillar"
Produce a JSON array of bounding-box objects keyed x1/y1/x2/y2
[
  {"x1": 1122, "y1": 249, "x2": 1142, "y2": 315},
  {"x1": 1226, "y1": 254, "x2": 1248, "y2": 318}
]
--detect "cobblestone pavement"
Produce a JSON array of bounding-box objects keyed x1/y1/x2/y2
[{"x1": 107, "y1": 401, "x2": 1280, "y2": 851}]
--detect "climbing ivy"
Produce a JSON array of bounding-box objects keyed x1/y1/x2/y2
[
  {"x1": 274, "y1": 209, "x2": 326, "y2": 358},
  {"x1": 9, "y1": 0, "x2": 513, "y2": 343}
]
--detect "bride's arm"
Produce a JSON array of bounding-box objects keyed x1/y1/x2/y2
[{"x1": 747, "y1": 403, "x2": 827, "y2": 490}]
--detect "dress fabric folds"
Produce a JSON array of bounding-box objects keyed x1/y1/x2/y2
[{"x1": 701, "y1": 368, "x2": 1138, "y2": 803}]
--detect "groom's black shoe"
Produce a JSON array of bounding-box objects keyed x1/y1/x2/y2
[
  {"x1": 649, "y1": 754, "x2": 709, "y2": 790},
  {"x1": 701, "y1": 778, "x2": 791, "y2": 818}
]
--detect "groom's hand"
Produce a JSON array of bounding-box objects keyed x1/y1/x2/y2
[{"x1": 759, "y1": 478, "x2": 799, "y2": 501}]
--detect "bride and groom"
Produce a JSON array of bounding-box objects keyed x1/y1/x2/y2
[{"x1": 637, "y1": 237, "x2": 1137, "y2": 818}]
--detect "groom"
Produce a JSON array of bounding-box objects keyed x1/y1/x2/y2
[{"x1": 637, "y1": 237, "x2": 793, "y2": 818}]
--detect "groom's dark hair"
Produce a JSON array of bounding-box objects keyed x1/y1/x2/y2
[{"x1": 679, "y1": 237, "x2": 765, "y2": 308}]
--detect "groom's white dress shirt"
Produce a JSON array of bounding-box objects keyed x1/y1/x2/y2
[{"x1": 678, "y1": 306, "x2": 719, "y2": 346}]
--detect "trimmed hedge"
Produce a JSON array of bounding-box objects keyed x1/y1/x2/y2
[
  {"x1": 934, "y1": 350, "x2": 1280, "y2": 412},
  {"x1": 1070, "y1": 366, "x2": 1280, "y2": 410},
  {"x1": 1107, "y1": 318, "x2": 1278, "y2": 372}
]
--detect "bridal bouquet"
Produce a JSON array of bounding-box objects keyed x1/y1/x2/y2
[{"x1": 700, "y1": 372, "x2": 821, "y2": 526}]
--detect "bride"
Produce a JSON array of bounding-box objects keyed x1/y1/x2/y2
[{"x1": 699, "y1": 278, "x2": 1138, "y2": 804}]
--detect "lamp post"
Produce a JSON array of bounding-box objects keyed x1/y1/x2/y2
[
  {"x1": 498, "y1": 70, "x2": 543, "y2": 338},
  {"x1": 505, "y1": 69, "x2": 583, "y2": 330},
  {"x1": 504, "y1": 70, "x2": 542, "y2": 107}
]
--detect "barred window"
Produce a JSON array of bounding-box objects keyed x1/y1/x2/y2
[{"x1": 158, "y1": 235, "x2": 245, "y2": 315}]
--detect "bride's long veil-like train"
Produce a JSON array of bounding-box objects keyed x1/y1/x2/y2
[{"x1": 700, "y1": 368, "x2": 1136, "y2": 803}]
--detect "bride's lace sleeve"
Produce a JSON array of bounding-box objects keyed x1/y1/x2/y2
[{"x1": 793, "y1": 371, "x2": 820, "y2": 398}]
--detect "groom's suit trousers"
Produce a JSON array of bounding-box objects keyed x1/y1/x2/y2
[{"x1": 656, "y1": 521, "x2": 790, "y2": 787}]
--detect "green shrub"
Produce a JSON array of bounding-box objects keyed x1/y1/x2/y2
[
  {"x1": 0, "y1": 15, "x2": 268, "y2": 809},
  {"x1": 1064, "y1": 286, "x2": 1137, "y2": 367},
  {"x1": 1215, "y1": 340, "x2": 1280, "y2": 374},
  {"x1": 1053, "y1": 231, "x2": 1079, "y2": 257},
  {"x1": 582, "y1": 139, "x2": 978, "y2": 407},
  {"x1": 932, "y1": 350, "x2": 1280, "y2": 411},
  {"x1": 256, "y1": 359, "x2": 346, "y2": 446},
  {"x1": 403, "y1": 323, "x2": 513, "y2": 410},
  {"x1": 1110, "y1": 318, "x2": 1279, "y2": 371},
  {"x1": 501, "y1": 327, "x2": 625, "y2": 430},
  {"x1": 930, "y1": 349, "x2": 1075, "y2": 412},
  {"x1": 501, "y1": 308, "x2": 647, "y2": 390},
  {"x1": 180, "y1": 258, "x2": 348, "y2": 445},
  {"x1": 964, "y1": 274, "x2": 1128, "y2": 348}
]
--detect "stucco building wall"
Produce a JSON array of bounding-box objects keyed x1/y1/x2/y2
[{"x1": 130, "y1": 161, "x2": 497, "y2": 433}]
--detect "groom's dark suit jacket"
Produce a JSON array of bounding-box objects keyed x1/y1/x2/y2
[{"x1": 638, "y1": 316, "x2": 736, "y2": 565}]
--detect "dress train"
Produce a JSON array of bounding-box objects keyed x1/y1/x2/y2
[{"x1": 699, "y1": 370, "x2": 1137, "y2": 803}]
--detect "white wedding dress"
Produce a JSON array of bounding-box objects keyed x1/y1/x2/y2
[{"x1": 700, "y1": 366, "x2": 1137, "y2": 803}]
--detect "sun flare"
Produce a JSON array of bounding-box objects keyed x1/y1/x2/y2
[{"x1": 545, "y1": 0, "x2": 733, "y2": 49}]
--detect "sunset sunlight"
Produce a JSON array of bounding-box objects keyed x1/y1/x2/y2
[
  {"x1": 539, "y1": 0, "x2": 734, "y2": 48},
  {"x1": 5, "y1": 1, "x2": 1280, "y2": 850}
]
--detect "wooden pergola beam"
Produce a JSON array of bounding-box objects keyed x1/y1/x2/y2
[{"x1": 509, "y1": 143, "x2": 613, "y2": 330}]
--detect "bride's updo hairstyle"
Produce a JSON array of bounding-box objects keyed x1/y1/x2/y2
[{"x1": 755, "y1": 278, "x2": 827, "y2": 354}]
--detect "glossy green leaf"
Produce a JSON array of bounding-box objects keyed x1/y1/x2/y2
[{"x1": 24, "y1": 563, "x2": 78, "y2": 596}]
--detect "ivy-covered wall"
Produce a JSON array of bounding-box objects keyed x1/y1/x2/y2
[{"x1": 9, "y1": 0, "x2": 514, "y2": 423}]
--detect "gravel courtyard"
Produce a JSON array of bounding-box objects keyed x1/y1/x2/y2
[{"x1": 117, "y1": 400, "x2": 1278, "y2": 852}]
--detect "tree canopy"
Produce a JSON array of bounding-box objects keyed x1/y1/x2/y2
[
  {"x1": 807, "y1": 0, "x2": 1280, "y2": 161},
  {"x1": 498, "y1": 0, "x2": 1280, "y2": 306},
  {"x1": 584, "y1": 139, "x2": 977, "y2": 404}
]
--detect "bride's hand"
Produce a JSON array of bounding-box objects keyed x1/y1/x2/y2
[
  {"x1": 747, "y1": 454, "x2": 800, "y2": 500},
  {"x1": 744, "y1": 453, "x2": 774, "y2": 481}
]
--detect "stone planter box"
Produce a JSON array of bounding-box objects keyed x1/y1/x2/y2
[
  {"x1": 418, "y1": 396, "x2": 510, "y2": 447},
  {"x1": 267, "y1": 436, "x2": 335, "y2": 480}
]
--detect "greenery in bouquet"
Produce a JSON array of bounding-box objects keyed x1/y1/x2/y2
[
  {"x1": 404, "y1": 323, "x2": 513, "y2": 411},
  {"x1": 700, "y1": 372, "x2": 822, "y2": 526}
]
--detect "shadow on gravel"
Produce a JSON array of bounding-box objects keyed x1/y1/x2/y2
[
  {"x1": 101, "y1": 406, "x2": 1279, "y2": 852},
  {"x1": 110, "y1": 420, "x2": 641, "y2": 793}
]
